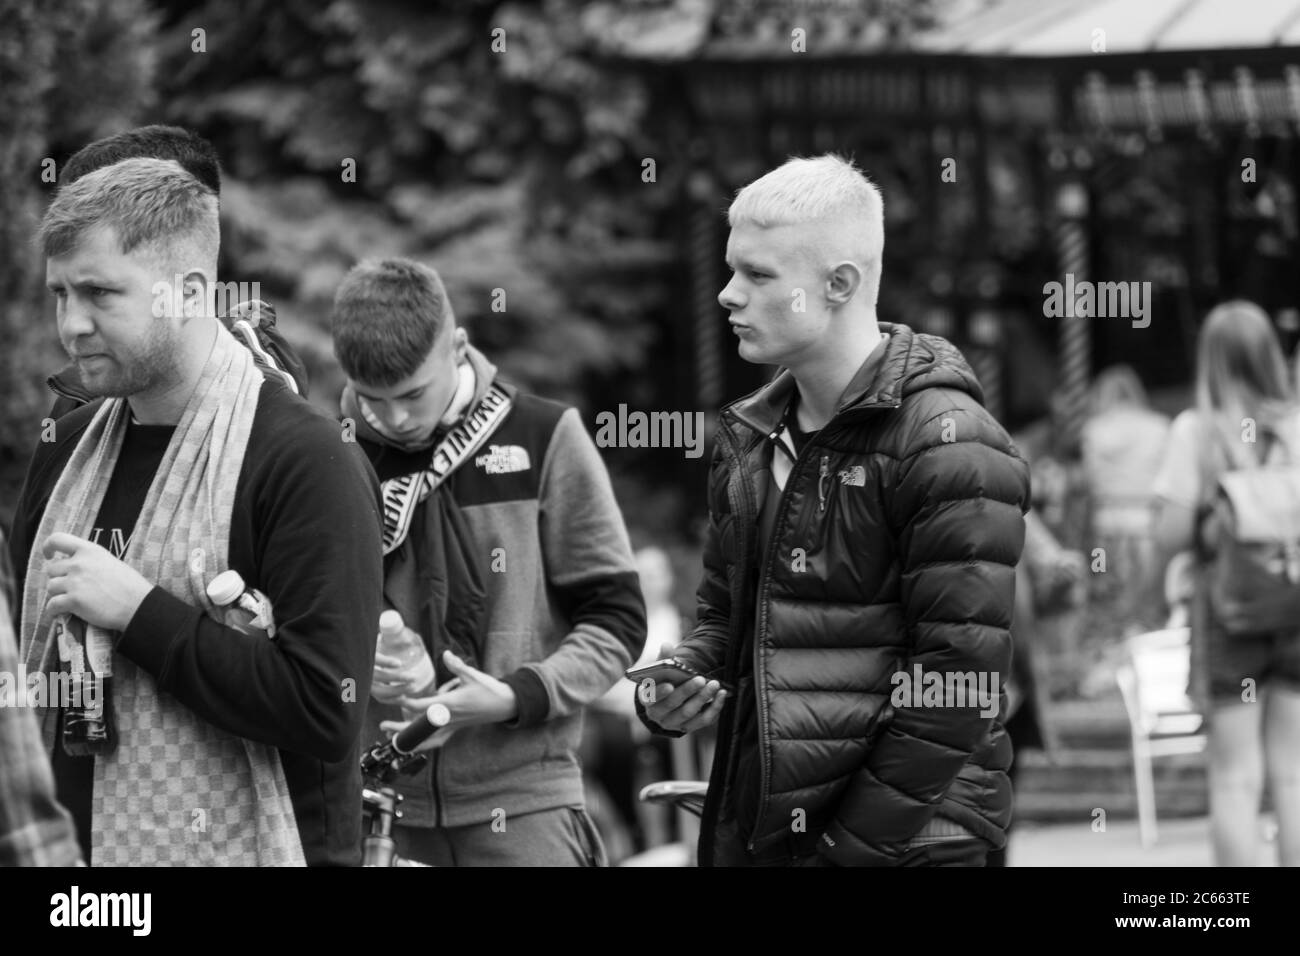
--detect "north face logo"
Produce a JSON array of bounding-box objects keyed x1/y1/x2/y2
[
  {"x1": 838, "y1": 465, "x2": 866, "y2": 487},
  {"x1": 475, "y1": 444, "x2": 531, "y2": 475}
]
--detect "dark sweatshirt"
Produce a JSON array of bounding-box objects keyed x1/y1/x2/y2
[{"x1": 8, "y1": 378, "x2": 383, "y2": 866}]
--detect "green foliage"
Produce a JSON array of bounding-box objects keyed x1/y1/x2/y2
[
  {"x1": 0, "y1": 0, "x2": 158, "y2": 529},
  {"x1": 1, "y1": 0, "x2": 949, "y2": 540},
  {"x1": 154, "y1": 0, "x2": 688, "y2": 410}
]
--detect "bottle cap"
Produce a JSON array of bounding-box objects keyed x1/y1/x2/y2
[
  {"x1": 378, "y1": 609, "x2": 405, "y2": 637},
  {"x1": 427, "y1": 703, "x2": 451, "y2": 727},
  {"x1": 207, "y1": 570, "x2": 247, "y2": 607}
]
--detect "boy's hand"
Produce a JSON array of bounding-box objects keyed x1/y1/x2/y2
[
  {"x1": 643, "y1": 676, "x2": 727, "y2": 734},
  {"x1": 372, "y1": 651, "x2": 431, "y2": 699},
  {"x1": 379, "y1": 651, "x2": 517, "y2": 752}
]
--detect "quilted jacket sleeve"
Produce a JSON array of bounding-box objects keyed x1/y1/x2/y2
[{"x1": 818, "y1": 395, "x2": 1029, "y2": 865}]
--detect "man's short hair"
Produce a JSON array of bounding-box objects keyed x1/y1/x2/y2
[
  {"x1": 729, "y1": 154, "x2": 885, "y2": 296},
  {"x1": 61, "y1": 125, "x2": 222, "y2": 196},
  {"x1": 331, "y1": 258, "x2": 453, "y2": 386},
  {"x1": 39, "y1": 157, "x2": 220, "y2": 276}
]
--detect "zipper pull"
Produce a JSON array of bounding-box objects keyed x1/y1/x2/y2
[{"x1": 818, "y1": 455, "x2": 829, "y2": 513}]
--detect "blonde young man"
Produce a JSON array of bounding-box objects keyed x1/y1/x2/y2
[{"x1": 639, "y1": 155, "x2": 1030, "y2": 866}]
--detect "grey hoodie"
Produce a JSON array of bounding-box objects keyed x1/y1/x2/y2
[{"x1": 349, "y1": 346, "x2": 647, "y2": 827}]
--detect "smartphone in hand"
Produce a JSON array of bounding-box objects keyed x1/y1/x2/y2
[{"x1": 625, "y1": 656, "x2": 733, "y2": 694}]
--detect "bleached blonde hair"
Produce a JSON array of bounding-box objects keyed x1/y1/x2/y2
[{"x1": 728, "y1": 154, "x2": 885, "y2": 302}]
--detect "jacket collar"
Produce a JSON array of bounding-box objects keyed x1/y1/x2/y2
[
  {"x1": 727, "y1": 322, "x2": 913, "y2": 438},
  {"x1": 47, "y1": 363, "x2": 93, "y2": 405}
]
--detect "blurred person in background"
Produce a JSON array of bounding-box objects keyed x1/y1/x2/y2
[
  {"x1": 1164, "y1": 551, "x2": 1198, "y2": 629},
  {"x1": 1152, "y1": 300, "x2": 1300, "y2": 867},
  {"x1": 1080, "y1": 365, "x2": 1170, "y2": 636}
]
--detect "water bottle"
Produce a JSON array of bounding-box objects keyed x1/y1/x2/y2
[
  {"x1": 207, "y1": 570, "x2": 276, "y2": 638},
  {"x1": 373, "y1": 610, "x2": 436, "y2": 706},
  {"x1": 57, "y1": 614, "x2": 117, "y2": 757}
]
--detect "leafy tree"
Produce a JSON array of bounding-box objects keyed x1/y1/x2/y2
[
  {"x1": 151, "y1": 0, "x2": 688, "y2": 412},
  {"x1": 0, "y1": 0, "x2": 158, "y2": 529}
]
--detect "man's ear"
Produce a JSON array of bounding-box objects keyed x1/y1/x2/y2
[
  {"x1": 180, "y1": 269, "x2": 212, "y2": 321},
  {"x1": 452, "y1": 325, "x2": 469, "y2": 363},
  {"x1": 825, "y1": 262, "x2": 862, "y2": 307}
]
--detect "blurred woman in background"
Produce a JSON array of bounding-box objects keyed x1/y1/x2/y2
[{"x1": 1152, "y1": 300, "x2": 1300, "y2": 866}]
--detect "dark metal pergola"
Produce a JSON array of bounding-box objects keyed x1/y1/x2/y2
[{"x1": 610, "y1": 0, "x2": 1300, "y2": 446}]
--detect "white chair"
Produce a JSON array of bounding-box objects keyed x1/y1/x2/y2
[{"x1": 1115, "y1": 626, "x2": 1207, "y2": 847}]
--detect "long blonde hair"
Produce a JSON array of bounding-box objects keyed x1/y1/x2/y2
[{"x1": 1195, "y1": 300, "x2": 1295, "y2": 467}]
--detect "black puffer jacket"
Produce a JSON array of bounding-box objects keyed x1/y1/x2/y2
[{"x1": 657, "y1": 323, "x2": 1030, "y2": 866}]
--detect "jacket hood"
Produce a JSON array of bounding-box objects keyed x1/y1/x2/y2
[{"x1": 727, "y1": 322, "x2": 985, "y2": 436}]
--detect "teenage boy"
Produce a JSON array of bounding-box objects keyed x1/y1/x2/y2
[{"x1": 332, "y1": 258, "x2": 646, "y2": 866}]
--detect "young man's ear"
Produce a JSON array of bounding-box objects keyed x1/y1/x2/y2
[
  {"x1": 452, "y1": 325, "x2": 469, "y2": 363},
  {"x1": 825, "y1": 261, "x2": 862, "y2": 307}
]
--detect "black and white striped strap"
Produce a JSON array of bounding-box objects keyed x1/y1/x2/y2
[{"x1": 379, "y1": 384, "x2": 512, "y2": 555}]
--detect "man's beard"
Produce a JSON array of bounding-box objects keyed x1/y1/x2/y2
[{"x1": 79, "y1": 325, "x2": 180, "y2": 399}]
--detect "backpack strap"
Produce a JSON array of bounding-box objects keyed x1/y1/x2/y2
[
  {"x1": 1192, "y1": 414, "x2": 1220, "y2": 560},
  {"x1": 223, "y1": 300, "x2": 305, "y2": 396}
]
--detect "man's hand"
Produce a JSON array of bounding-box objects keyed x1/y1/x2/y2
[
  {"x1": 42, "y1": 532, "x2": 154, "y2": 632},
  {"x1": 379, "y1": 651, "x2": 517, "y2": 753},
  {"x1": 643, "y1": 676, "x2": 727, "y2": 734},
  {"x1": 372, "y1": 647, "x2": 435, "y2": 701}
]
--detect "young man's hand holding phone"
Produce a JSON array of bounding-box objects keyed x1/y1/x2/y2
[{"x1": 626, "y1": 656, "x2": 730, "y2": 734}]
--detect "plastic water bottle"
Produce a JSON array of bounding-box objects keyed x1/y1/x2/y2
[
  {"x1": 207, "y1": 570, "x2": 276, "y2": 638},
  {"x1": 57, "y1": 615, "x2": 117, "y2": 757},
  {"x1": 373, "y1": 610, "x2": 437, "y2": 705}
]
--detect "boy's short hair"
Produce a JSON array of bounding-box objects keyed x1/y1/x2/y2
[
  {"x1": 331, "y1": 258, "x2": 453, "y2": 386},
  {"x1": 39, "y1": 157, "x2": 220, "y2": 275},
  {"x1": 61, "y1": 125, "x2": 222, "y2": 197},
  {"x1": 729, "y1": 154, "x2": 885, "y2": 290}
]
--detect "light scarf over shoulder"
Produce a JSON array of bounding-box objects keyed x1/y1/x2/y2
[{"x1": 19, "y1": 323, "x2": 305, "y2": 866}]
